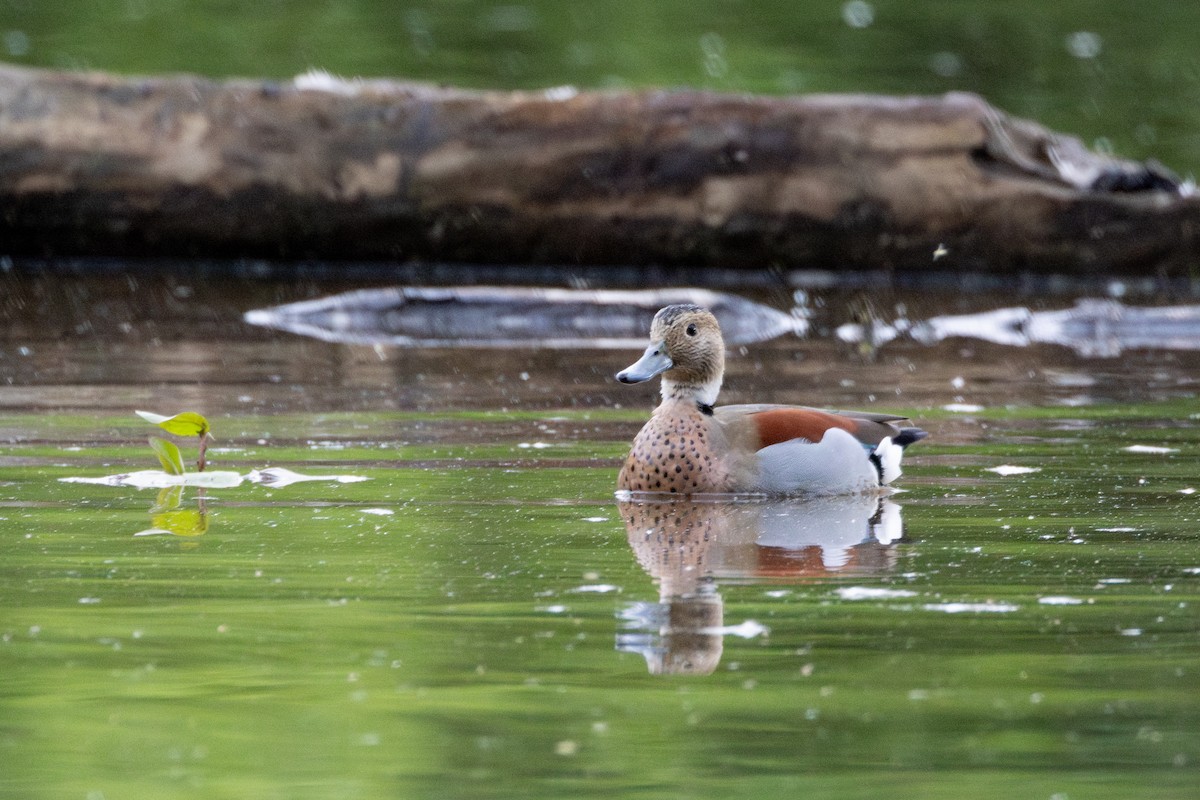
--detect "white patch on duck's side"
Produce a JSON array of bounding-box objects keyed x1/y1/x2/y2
[{"x1": 753, "y1": 428, "x2": 881, "y2": 495}]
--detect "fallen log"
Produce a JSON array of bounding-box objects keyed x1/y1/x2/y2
[{"x1": 0, "y1": 63, "x2": 1195, "y2": 273}]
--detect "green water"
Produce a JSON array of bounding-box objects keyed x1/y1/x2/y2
[
  {"x1": 2, "y1": 399, "x2": 1199, "y2": 798},
  {"x1": 4, "y1": 271, "x2": 1200, "y2": 796},
  {"x1": 3, "y1": 1, "x2": 1199, "y2": 175}
]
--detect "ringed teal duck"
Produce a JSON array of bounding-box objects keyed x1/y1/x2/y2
[{"x1": 616, "y1": 304, "x2": 927, "y2": 495}]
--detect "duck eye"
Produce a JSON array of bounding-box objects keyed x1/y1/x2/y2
[{"x1": 686, "y1": 323, "x2": 698, "y2": 336}]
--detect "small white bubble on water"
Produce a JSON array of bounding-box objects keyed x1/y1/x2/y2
[{"x1": 1120, "y1": 628, "x2": 1143, "y2": 637}]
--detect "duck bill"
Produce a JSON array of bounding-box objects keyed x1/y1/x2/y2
[{"x1": 616, "y1": 343, "x2": 673, "y2": 384}]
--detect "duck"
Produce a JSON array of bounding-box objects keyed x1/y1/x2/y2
[{"x1": 616, "y1": 304, "x2": 926, "y2": 495}]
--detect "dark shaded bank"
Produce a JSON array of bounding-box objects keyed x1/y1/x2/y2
[{"x1": 0, "y1": 64, "x2": 1195, "y2": 274}]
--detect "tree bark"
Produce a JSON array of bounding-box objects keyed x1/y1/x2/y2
[{"x1": 0, "y1": 63, "x2": 1195, "y2": 273}]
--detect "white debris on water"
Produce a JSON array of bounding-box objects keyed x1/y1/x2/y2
[
  {"x1": 62, "y1": 467, "x2": 368, "y2": 489},
  {"x1": 247, "y1": 467, "x2": 370, "y2": 487},
  {"x1": 835, "y1": 587, "x2": 918, "y2": 601},
  {"x1": 942, "y1": 403, "x2": 984, "y2": 413},
  {"x1": 922, "y1": 602, "x2": 1019, "y2": 614},
  {"x1": 1038, "y1": 596, "x2": 1085, "y2": 606},
  {"x1": 60, "y1": 470, "x2": 245, "y2": 489},
  {"x1": 1123, "y1": 445, "x2": 1179, "y2": 454},
  {"x1": 985, "y1": 465, "x2": 1042, "y2": 476},
  {"x1": 706, "y1": 620, "x2": 769, "y2": 639}
]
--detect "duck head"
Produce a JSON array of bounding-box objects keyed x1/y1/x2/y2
[{"x1": 616, "y1": 304, "x2": 725, "y2": 406}]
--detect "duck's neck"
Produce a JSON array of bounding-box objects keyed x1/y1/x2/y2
[{"x1": 660, "y1": 373, "x2": 722, "y2": 409}]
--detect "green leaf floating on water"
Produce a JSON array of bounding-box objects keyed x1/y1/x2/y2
[
  {"x1": 148, "y1": 437, "x2": 185, "y2": 476},
  {"x1": 136, "y1": 410, "x2": 211, "y2": 438}
]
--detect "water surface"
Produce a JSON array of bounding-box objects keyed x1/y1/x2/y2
[{"x1": 2, "y1": 269, "x2": 1199, "y2": 798}]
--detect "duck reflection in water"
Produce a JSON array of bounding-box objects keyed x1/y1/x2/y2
[{"x1": 616, "y1": 494, "x2": 905, "y2": 675}]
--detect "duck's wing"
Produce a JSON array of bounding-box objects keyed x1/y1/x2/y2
[{"x1": 716, "y1": 404, "x2": 923, "y2": 449}]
